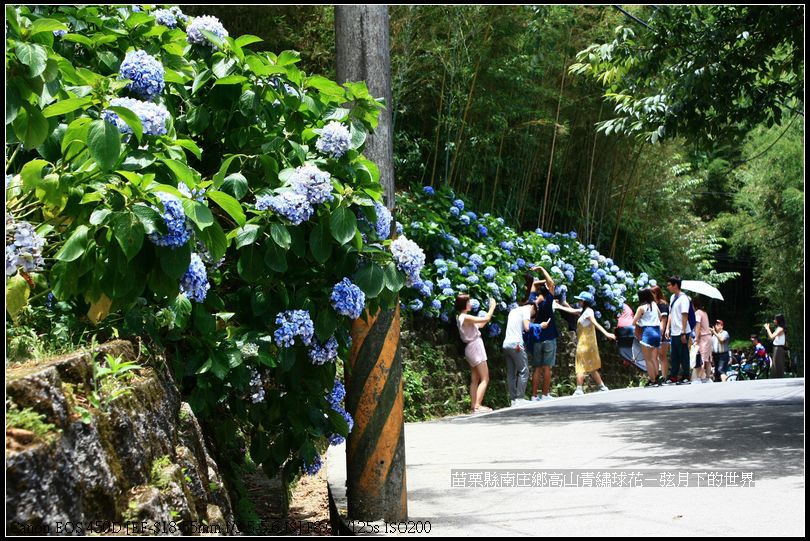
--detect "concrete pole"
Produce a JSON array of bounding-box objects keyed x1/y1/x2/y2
[{"x1": 335, "y1": 5, "x2": 407, "y2": 522}]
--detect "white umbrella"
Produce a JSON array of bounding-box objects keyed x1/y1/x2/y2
[{"x1": 681, "y1": 280, "x2": 724, "y2": 301}]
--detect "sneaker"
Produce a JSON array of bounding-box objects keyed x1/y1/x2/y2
[
  {"x1": 540, "y1": 394, "x2": 556, "y2": 401},
  {"x1": 662, "y1": 377, "x2": 678, "y2": 386},
  {"x1": 598, "y1": 384, "x2": 609, "y2": 392},
  {"x1": 644, "y1": 378, "x2": 657, "y2": 388},
  {"x1": 531, "y1": 395, "x2": 541, "y2": 402},
  {"x1": 510, "y1": 399, "x2": 517, "y2": 407},
  {"x1": 676, "y1": 377, "x2": 691, "y2": 385},
  {"x1": 572, "y1": 388, "x2": 584, "y2": 396}
]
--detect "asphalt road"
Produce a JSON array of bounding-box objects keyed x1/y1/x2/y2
[{"x1": 329, "y1": 378, "x2": 805, "y2": 536}]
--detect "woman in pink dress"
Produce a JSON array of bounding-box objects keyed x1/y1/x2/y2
[
  {"x1": 455, "y1": 294, "x2": 497, "y2": 413},
  {"x1": 693, "y1": 297, "x2": 713, "y2": 383}
]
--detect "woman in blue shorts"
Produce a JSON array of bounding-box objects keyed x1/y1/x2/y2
[{"x1": 632, "y1": 288, "x2": 662, "y2": 386}]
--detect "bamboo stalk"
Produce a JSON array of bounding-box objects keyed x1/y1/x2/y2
[
  {"x1": 490, "y1": 128, "x2": 506, "y2": 213},
  {"x1": 430, "y1": 67, "x2": 446, "y2": 187},
  {"x1": 539, "y1": 57, "x2": 567, "y2": 230},
  {"x1": 609, "y1": 144, "x2": 644, "y2": 257}
]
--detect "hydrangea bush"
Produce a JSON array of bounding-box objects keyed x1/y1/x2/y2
[
  {"x1": 5, "y1": 5, "x2": 422, "y2": 481},
  {"x1": 397, "y1": 187, "x2": 652, "y2": 334}
]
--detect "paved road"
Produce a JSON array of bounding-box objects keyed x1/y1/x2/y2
[{"x1": 329, "y1": 378, "x2": 805, "y2": 536}]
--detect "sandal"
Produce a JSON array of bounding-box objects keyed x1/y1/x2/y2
[{"x1": 473, "y1": 406, "x2": 493, "y2": 413}]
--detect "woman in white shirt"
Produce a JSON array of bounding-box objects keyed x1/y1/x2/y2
[
  {"x1": 764, "y1": 314, "x2": 787, "y2": 378},
  {"x1": 631, "y1": 288, "x2": 662, "y2": 386}
]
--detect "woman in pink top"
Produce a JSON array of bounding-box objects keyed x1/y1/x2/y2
[
  {"x1": 692, "y1": 297, "x2": 713, "y2": 382},
  {"x1": 456, "y1": 294, "x2": 497, "y2": 413}
]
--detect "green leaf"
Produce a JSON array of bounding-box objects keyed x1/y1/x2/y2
[
  {"x1": 314, "y1": 308, "x2": 338, "y2": 343},
  {"x1": 131, "y1": 203, "x2": 166, "y2": 235},
  {"x1": 306, "y1": 75, "x2": 345, "y2": 98},
  {"x1": 169, "y1": 294, "x2": 192, "y2": 329},
  {"x1": 157, "y1": 244, "x2": 191, "y2": 279},
  {"x1": 61, "y1": 33, "x2": 93, "y2": 47},
  {"x1": 235, "y1": 35, "x2": 263, "y2": 47},
  {"x1": 55, "y1": 225, "x2": 90, "y2": 262},
  {"x1": 207, "y1": 190, "x2": 246, "y2": 227},
  {"x1": 202, "y1": 29, "x2": 227, "y2": 52},
  {"x1": 182, "y1": 200, "x2": 214, "y2": 231},
  {"x1": 264, "y1": 242, "x2": 287, "y2": 273},
  {"x1": 30, "y1": 18, "x2": 68, "y2": 35},
  {"x1": 356, "y1": 263, "x2": 385, "y2": 299},
  {"x1": 6, "y1": 274, "x2": 30, "y2": 323},
  {"x1": 42, "y1": 96, "x2": 93, "y2": 118},
  {"x1": 384, "y1": 262, "x2": 405, "y2": 293},
  {"x1": 329, "y1": 206, "x2": 357, "y2": 245},
  {"x1": 174, "y1": 139, "x2": 202, "y2": 160},
  {"x1": 276, "y1": 50, "x2": 301, "y2": 66},
  {"x1": 192, "y1": 69, "x2": 212, "y2": 94},
  {"x1": 235, "y1": 224, "x2": 261, "y2": 249},
  {"x1": 107, "y1": 105, "x2": 144, "y2": 142},
  {"x1": 111, "y1": 212, "x2": 144, "y2": 261},
  {"x1": 20, "y1": 159, "x2": 50, "y2": 191},
  {"x1": 270, "y1": 223, "x2": 291, "y2": 250},
  {"x1": 197, "y1": 220, "x2": 228, "y2": 262},
  {"x1": 15, "y1": 42, "x2": 48, "y2": 77},
  {"x1": 309, "y1": 220, "x2": 332, "y2": 264},
  {"x1": 237, "y1": 245, "x2": 264, "y2": 282},
  {"x1": 89, "y1": 208, "x2": 111, "y2": 225},
  {"x1": 213, "y1": 155, "x2": 241, "y2": 186},
  {"x1": 350, "y1": 121, "x2": 367, "y2": 149},
  {"x1": 221, "y1": 173, "x2": 248, "y2": 200},
  {"x1": 14, "y1": 103, "x2": 50, "y2": 150},
  {"x1": 162, "y1": 158, "x2": 195, "y2": 186},
  {"x1": 214, "y1": 75, "x2": 248, "y2": 86},
  {"x1": 87, "y1": 119, "x2": 121, "y2": 172}
]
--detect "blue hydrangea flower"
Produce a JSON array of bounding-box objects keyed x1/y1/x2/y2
[
  {"x1": 316, "y1": 121, "x2": 351, "y2": 159},
  {"x1": 535, "y1": 228, "x2": 543, "y2": 235},
  {"x1": 437, "y1": 277, "x2": 452, "y2": 289},
  {"x1": 469, "y1": 254, "x2": 484, "y2": 269},
  {"x1": 477, "y1": 224, "x2": 488, "y2": 237},
  {"x1": 516, "y1": 258, "x2": 526, "y2": 268},
  {"x1": 256, "y1": 192, "x2": 313, "y2": 225},
  {"x1": 488, "y1": 323, "x2": 501, "y2": 338},
  {"x1": 546, "y1": 243, "x2": 560, "y2": 255},
  {"x1": 290, "y1": 165, "x2": 333, "y2": 205},
  {"x1": 153, "y1": 8, "x2": 178, "y2": 27},
  {"x1": 468, "y1": 274, "x2": 479, "y2": 285},
  {"x1": 372, "y1": 201, "x2": 392, "y2": 239},
  {"x1": 177, "y1": 182, "x2": 206, "y2": 203},
  {"x1": 592, "y1": 273, "x2": 602, "y2": 283},
  {"x1": 449, "y1": 206, "x2": 460, "y2": 217},
  {"x1": 248, "y1": 367, "x2": 265, "y2": 403},
  {"x1": 423, "y1": 186, "x2": 434, "y2": 196},
  {"x1": 302, "y1": 454, "x2": 322, "y2": 476},
  {"x1": 274, "y1": 310, "x2": 315, "y2": 348},
  {"x1": 441, "y1": 287, "x2": 454, "y2": 296},
  {"x1": 510, "y1": 263, "x2": 518, "y2": 271},
  {"x1": 649, "y1": 279, "x2": 657, "y2": 287},
  {"x1": 570, "y1": 231, "x2": 578, "y2": 238},
  {"x1": 470, "y1": 299, "x2": 480, "y2": 312},
  {"x1": 148, "y1": 193, "x2": 193, "y2": 249},
  {"x1": 418, "y1": 280, "x2": 433, "y2": 297},
  {"x1": 460, "y1": 214, "x2": 471, "y2": 226},
  {"x1": 119, "y1": 49, "x2": 165, "y2": 100},
  {"x1": 187, "y1": 15, "x2": 229, "y2": 48},
  {"x1": 53, "y1": 28, "x2": 67, "y2": 37},
  {"x1": 327, "y1": 380, "x2": 346, "y2": 409},
  {"x1": 460, "y1": 267, "x2": 469, "y2": 277},
  {"x1": 564, "y1": 270, "x2": 575, "y2": 282},
  {"x1": 452, "y1": 199, "x2": 465, "y2": 211},
  {"x1": 395, "y1": 222, "x2": 403, "y2": 235},
  {"x1": 102, "y1": 97, "x2": 169, "y2": 136},
  {"x1": 331, "y1": 278, "x2": 366, "y2": 319},
  {"x1": 180, "y1": 253, "x2": 210, "y2": 302},
  {"x1": 409, "y1": 299, "x2": 423, "y2": 311},
  {"x1": 390, "y1": 236, "x2": 425, "y2": 286},
  {"x1": 440, "y1": 312, "x2": 449, "y2": 322},
  {"x1": 595, "y1": 311, "x2": 602, "y2": 319},
  {"x1": 431, "y1": 299, "x2": 442, "y2": 311},
  {"x1": 483, "y1": 266, "x2": 497, "y2": 281},
  {"x1": 488, "y1": 282, "x2": 500, "y2": 296},
  {"x1": 309, "y1": 336, "x2": 339, "y2": 365},
  {"x1": 5, "y1": 213, "x2": 46, "y2": 276}
]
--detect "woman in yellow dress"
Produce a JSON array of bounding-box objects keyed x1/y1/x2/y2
[{"x1": 556, "y1": 291, "x2": 616, "y2": 395}]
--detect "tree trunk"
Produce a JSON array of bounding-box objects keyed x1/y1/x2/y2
[
  {"x1": 539, "y1": 58, "x2": 567, "y2": 230},
  {"x1": 336, "y1": 6, "x2": 396, "y2": 208}
]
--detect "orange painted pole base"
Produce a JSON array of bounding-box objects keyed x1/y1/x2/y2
[{"x1": 345, "y1": 304, "x2": 407, "y2": 521}]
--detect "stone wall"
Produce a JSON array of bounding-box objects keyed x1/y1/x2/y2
[{"x1": 6, "y1": 341, "x2": 235, "y2": 535}]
